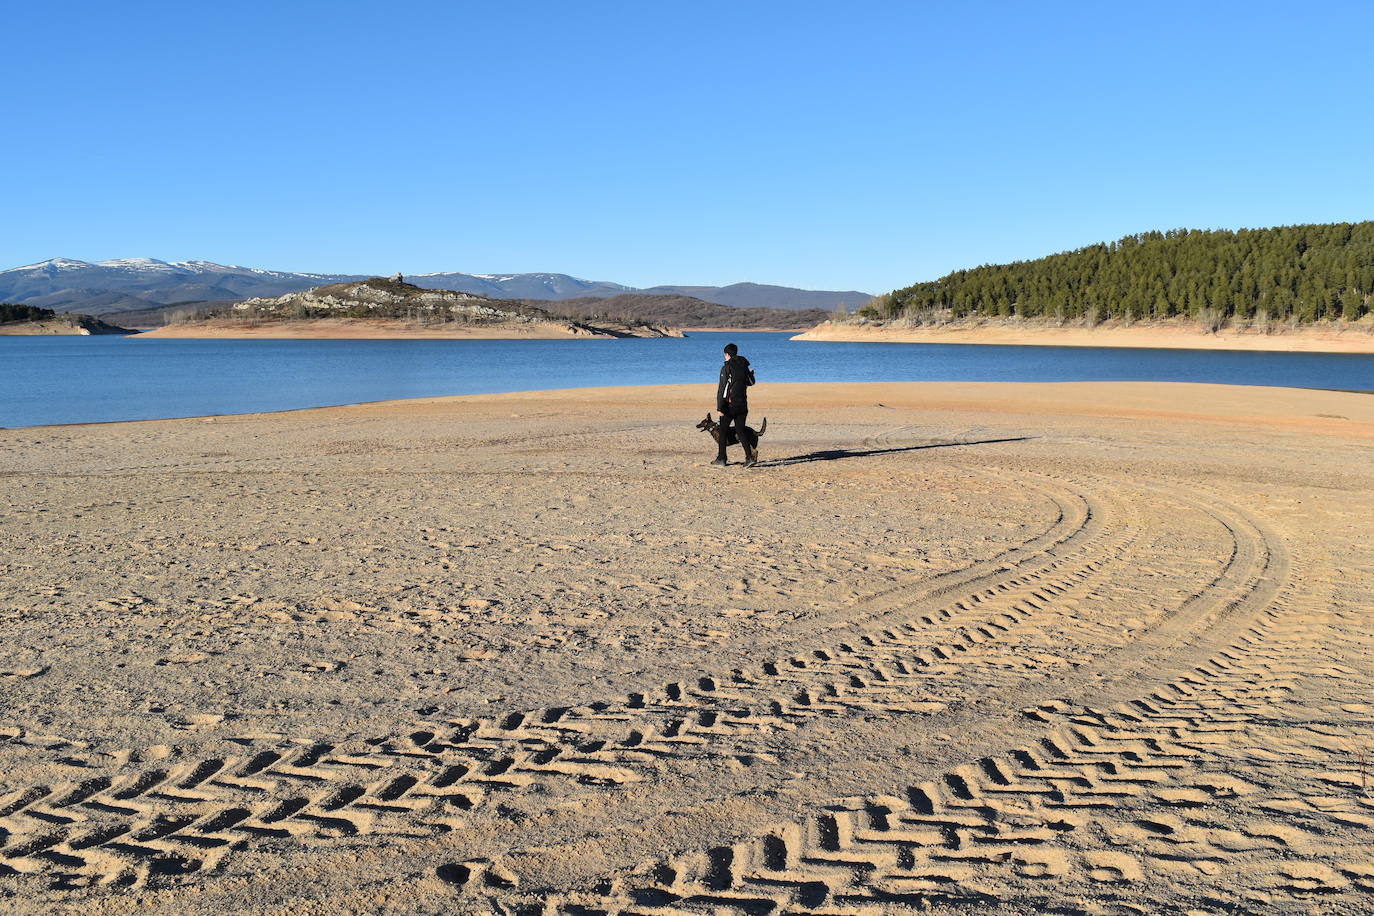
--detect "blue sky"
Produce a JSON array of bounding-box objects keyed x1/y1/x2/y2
[{"x1": 5, "y1": 1, "x2": 1372, "y2": 292}]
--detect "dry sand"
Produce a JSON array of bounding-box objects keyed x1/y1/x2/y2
[
  {"x1": 797, "y1": 319, "x2": 1374, "y2": 353},
  {"x1": 2, "y1": 381, "x2": 1373, "y2": 914}
]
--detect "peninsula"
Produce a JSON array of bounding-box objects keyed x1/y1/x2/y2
[{"x1": 0, "y1": 304, "x2": 134, "y2": 336}]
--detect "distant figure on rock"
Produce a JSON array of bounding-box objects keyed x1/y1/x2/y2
[{"x1": 391, "y1": 272, "x2": 403, "y2": 283}]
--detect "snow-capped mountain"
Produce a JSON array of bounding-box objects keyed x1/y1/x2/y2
[
  {"x1": 0, "y1": 258, "x2": 871, "y2": 316},
  {"x1": 0, "y1": 258, "x2": 364, "y2": 312},
  {"x1": 409, "y1": 271, "x2": 634, "y2": 301},
  {"x1": 8, "y1": 257, "x2": 346, "y2": 283}
]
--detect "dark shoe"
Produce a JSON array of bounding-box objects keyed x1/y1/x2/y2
[{"x1": 710, "y1": 458, "x2": 728, "y2": 467}]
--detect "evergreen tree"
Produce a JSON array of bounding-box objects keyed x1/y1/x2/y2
[{"x1": 0, "y1": 303, "x2": 55, "y2": 323}]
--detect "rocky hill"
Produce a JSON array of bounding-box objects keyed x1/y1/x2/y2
[{"x1": 141, "y1": 278, "x2": 679, "y2": 339}]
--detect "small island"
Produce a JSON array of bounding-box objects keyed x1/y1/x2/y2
[{"x1": 138, "y1": 277, "x2": 683, "y2": 339}]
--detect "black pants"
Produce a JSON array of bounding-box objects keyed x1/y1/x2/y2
[{"x1": 717, "y1": 409, "x2": 749, "y2": 460}]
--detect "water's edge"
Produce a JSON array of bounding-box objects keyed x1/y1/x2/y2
[{"x1": 4, "y1": 332, "x2": 1373, "y2": 429}]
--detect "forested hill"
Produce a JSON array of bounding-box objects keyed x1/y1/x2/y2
[{"x1": 869, "y1": 223, "x2": 1374, "y2": 324}]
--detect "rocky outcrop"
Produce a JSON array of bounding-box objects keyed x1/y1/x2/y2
[
  {"x1": 232, "y1": 278, "x2": 500, "y2": 320},
  {"x1": 147, "y1": 278, "x2": 681, "y2": 339}
]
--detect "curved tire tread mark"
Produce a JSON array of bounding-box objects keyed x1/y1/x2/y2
[{"x1": 531, "y1": 486, "x2": 1326, "y2": 914}]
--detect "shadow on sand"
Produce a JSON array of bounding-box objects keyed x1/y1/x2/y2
[{"x1": 763, "y1": 436, "x2": 1036, "y2": 467}]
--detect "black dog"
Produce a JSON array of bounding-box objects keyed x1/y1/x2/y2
[{"x1": 696, "y1": 413, "x2": 766, "y2": 460}]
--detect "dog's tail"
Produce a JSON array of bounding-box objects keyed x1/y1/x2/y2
[{"x1": 758, "y1": 417, "x2": 767, "y2": 437}]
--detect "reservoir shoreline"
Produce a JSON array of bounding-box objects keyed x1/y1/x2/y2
[{"x1": 795, "y1": 319, "x2": 1374, "y2": 353}]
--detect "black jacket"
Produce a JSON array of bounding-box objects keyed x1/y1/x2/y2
[{"x1": 717, "y1": 355, "x2": 753, "y2": 413}]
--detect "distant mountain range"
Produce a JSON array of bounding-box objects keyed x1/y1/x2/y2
[{"x1": 0, "y1": 258, "x2": 872, "y2": 317}]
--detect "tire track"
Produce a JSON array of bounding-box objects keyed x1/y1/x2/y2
[
  {"x1": 0, "y1": 472, "x2": 1266, "y2": 903},
  {"x1": 0, "y1": 470, "x2": 1112, "y2": 891},
  {"x1": 525, "y1": 491, "x2": 1347, "y2": 915}
]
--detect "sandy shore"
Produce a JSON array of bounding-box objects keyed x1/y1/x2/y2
[
  {"x1": 2, "y1": 381, "x2": 1372, "y2": 913},
  {"x1": 796, "y1": 319, "x2": 1374, "y2": 352},
  {"x1": 137, "y1": 318, "x2": 677, "y2": 339}
]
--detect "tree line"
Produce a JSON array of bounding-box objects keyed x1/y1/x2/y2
[
  {"x1": 0, "y1": 303, "x2": 56, "y2": 323},
  {"x1": 863, "y1": 222, "x2": 1374, "y2": 325}
]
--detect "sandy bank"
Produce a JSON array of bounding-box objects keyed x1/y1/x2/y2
[
  {"x1": 0, "y1": 318, "x2": 133, "y2": 336},
  {"x1": 795, "y1": 318, "x2": 1374, "y2": 352},
  {"x1": 137, "y1": 317, "x2": 678, "y2": 339},
  {"x1": 3, "y1": 380, "x2": 1373, "y2": 913},
  {"x1": 35, "y1": 381, "x2": 1374, "y2": 439},
  {"x1": 306, "y1": 380, "x2": 1374, "y2": 441}
]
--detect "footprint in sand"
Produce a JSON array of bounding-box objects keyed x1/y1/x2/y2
[
  {"x1": 1085, "y1": 850, "x2": 1144, "y2": 883},
  {"x1": 170, "y1": 713, "x2": 226, "y2": 730},
  {"x1": 157, "y1": 652, "x2": 208, "y2": 665},
  {"x1": 1014, "y1": 848, "x2": 1070, "y2": 878},
  {"x1": 1273, "y1": 862, "x2": 1350, "y2": 894},
  {"x1": 0, "y1": 665, "x2": 49, "y2": 679}
]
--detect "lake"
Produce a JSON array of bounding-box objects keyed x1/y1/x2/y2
[{"x1": 3, "y1": 331, "x2": 1374, "y2": 428}]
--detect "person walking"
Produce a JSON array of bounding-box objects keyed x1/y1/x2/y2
[{"x1": 713, "y1": 342, "x2": 756, "y2": 467}]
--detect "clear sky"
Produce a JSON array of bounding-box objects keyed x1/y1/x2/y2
[{"x1": 5, "y1": 1, "x2": 1372, "y2": 292}]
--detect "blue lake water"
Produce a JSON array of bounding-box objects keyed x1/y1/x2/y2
[{"x1": 3, "y1": 331, "x2": 1374, "y2": 428}]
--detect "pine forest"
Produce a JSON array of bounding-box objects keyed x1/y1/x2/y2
[{"x1": 865, "y1": 222, "x2": 1374, "y2": 325}]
